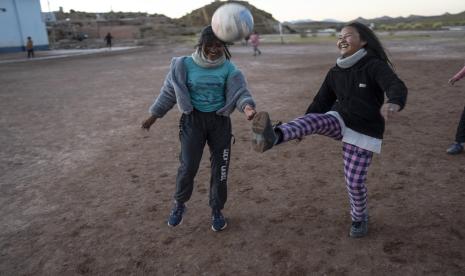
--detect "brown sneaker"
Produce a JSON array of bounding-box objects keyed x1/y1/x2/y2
[{"x1": 252, "y1": 111, "x2": 277, "y2": 153}]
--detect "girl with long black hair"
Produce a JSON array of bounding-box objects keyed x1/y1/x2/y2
[{"x1": 252, "y1": 22, "x2": 408, "y2": 238}]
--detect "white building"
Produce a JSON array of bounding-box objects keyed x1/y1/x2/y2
[{"x1": 0, "y1": 0, "x2": 48, "y2": 53}]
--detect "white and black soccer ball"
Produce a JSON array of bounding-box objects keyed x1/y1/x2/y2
[{"x1": 211, "y1": 3, "x2": 254, "y2": 43}]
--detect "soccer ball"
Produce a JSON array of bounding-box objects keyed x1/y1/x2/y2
[{"x1": 211, "y1": 3, "x2": 254, "y2": 43}]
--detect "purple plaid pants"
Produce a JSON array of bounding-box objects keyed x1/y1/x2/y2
[{"x1": 277, "y1": 113, "x2": 373, "y2": 222}]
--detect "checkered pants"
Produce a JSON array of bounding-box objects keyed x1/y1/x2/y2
[{"x1": 277, "y1": 113, "x2": 373, "y2": 222}]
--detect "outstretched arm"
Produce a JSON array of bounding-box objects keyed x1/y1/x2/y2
[
  {"x1": 142, "y1": 60, "x2": 179, "y2": 130},
  {"x1": 225, "y1": 70, "x2": 257, "y2": 120},
  {"x1": 141, "y1": 114, "x2": 157, "y2": 130},
  {"x1": 148, "y1": 69, "x2": 177, "y2": 118},
  {"x1": 243, "y1": 104, "x2": 257, "y2": 120},
  {"x1": 372, "y1": 61, "x2": 408, "y2": 120},
  {"x1": 449, "y1": 65, "x2": 465, "y2": 85}
]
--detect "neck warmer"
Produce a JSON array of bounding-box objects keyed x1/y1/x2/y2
[
  {"x1": 191, "y1": 48, "x2": 226, "y2": 68},
  {"x1": 336, "y1": 48, "x2": 367, "y2": 69}
]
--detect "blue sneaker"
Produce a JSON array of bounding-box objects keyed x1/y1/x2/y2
[
  {"x1": 446, "y1": 143, "x2": 463, "y2": 155},
  {"x1": 349, "y1": 221, "x2": 368, "y2": 238},
  {"x1": 167, "y1": 201, "x2": 186, "y2": 227},
  {"x1": 211, "y1": 209, "x2": 227, "y2": 232}
]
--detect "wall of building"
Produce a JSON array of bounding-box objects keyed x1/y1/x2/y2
[{"x1": 0, "y1": 0, "x2": 48, "y2": 52}]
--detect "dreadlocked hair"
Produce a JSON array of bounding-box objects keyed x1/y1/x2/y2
[{"x1": 195, "y1": 25, "x2": 231, "y2": 60}]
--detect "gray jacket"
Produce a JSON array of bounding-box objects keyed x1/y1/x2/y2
[{"x1": 149, "y1": 57, "x2": 255, "y2": 118}]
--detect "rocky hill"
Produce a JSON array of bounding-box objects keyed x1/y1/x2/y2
[
  {"x1": 177, "y1": 0, "x2": 280, "y2": 34},
  {"x1": 355, "y1": 10, "x2": 465, "y2": 25},
  {"x1": 286, "y1": 10, "x2": 465, "y2": 32}
]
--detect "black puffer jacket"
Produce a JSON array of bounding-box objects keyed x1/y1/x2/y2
[{"x1": 306, "y1": 52, "x2": 408, "y2": 139}]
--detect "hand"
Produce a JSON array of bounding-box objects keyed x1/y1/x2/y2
[
  {"x1": 382, "y1": 103, "x2": 400, "y2": 121},
  {"x1": 449, "y1": 78, "x2": 457, "y2": 86},
  {"x1": 244, "y1": 105, "x2": 257, "y2": 120},
  {"x1": 141, "y1": 115, "x2": 157, "y2": 130}
]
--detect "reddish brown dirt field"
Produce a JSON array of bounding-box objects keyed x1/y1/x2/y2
[{"x1": 1, "y1": 35, "x2": 465, "y2": 275}]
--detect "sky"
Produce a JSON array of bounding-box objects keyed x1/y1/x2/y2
[{"x1": 39, "y1": 0, "x2": 465, "y2": 22}]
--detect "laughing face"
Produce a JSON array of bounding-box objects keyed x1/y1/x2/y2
[
  {"x1": 203, "y1": 39, "x2": 224, "y2": 61},
  {"x1": 337, "y1": 26, "x2": 367, "y2": 58}
]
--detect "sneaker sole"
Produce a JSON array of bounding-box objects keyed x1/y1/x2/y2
[
  {"x1": 167, "y1": 206, "x2": 186, "y2": 227},
  {"x1": 252, "y1": 111, "x2": 271, "y2": 153},
  {"x1": 211, "y1": 221, "x2": 228, "y2": 232},
  {"x1": 349, "y1": 231, "x2": 367, "y2": 238},
  {"x1": 167, "y1": 217, "x2": 183, "y2": 227},
  {"x1": 349, "y1": 222, "x2": 368, "y2": 238}
]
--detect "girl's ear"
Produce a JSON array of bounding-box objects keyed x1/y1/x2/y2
[{"x1": 361, "y1": 40, "x2": 367, "y2": 47}]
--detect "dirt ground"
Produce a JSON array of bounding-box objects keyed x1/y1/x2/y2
[{"x1": 1, "y1": 34, "x2": 465, "y2": 275}]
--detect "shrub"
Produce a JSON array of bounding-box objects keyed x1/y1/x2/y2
[{"x1": 432, "y1": 22, "x2": 443, "y2": 29}]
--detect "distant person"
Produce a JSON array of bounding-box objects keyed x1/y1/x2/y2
[
  {"x1": 104, "y1": 32, "x2": 113, "y2": 49},
  {"x1": 251, "y1": 22, "x2": 408, "y2": 238},
  {"x1": 26, "y1": 36, "x2": 34, "y2": 58},
  {"x1": 243, "y1": 35, "x2": 250, "y2": 47},
  {"x1": 446, "y1": 64, "x2": 465, "y2": 154},
  {"x1": 249, "y1": 31, "x2": 261, "y2": 56},
  {"x1": 141, "y1": 26, "x2": 257, "y2": 232}
]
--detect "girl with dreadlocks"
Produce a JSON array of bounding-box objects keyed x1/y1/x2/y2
[
  {"x1": 252, "y1": 22, "x2": 408, "y2": 238},
  {"x1": 142, "y1": 26, "x2": 257, "y2": 232}
]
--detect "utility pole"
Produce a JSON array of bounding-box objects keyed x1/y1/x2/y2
[{"x1": 47, "y1": 0, "x2": 55, "y2": 47}]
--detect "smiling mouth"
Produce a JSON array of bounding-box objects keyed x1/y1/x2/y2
[
  {"x1": 206, "y1": 51, "x2": 222, "y2": 60},
  {"x1": 339, "y1": 42, "x2": 349, "y2": 49}
]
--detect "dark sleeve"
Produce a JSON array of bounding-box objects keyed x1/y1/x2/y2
[
  {"x1": 372, "y1": 60, "x2": 408, "y2": 111},
  {"x1": 305, "y1": 71, "x2": 337, "y2": 114}
]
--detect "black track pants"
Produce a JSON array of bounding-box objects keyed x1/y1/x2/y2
[
  {"x1": 174, "y1": 110, "x2": 232, "y2": 210},
  {"x1": 455, "y1": 106, "x2": 465, "y2": 143}
]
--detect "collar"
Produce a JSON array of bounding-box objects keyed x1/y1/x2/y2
[
  {"x1": 191, "y1": 48, "x2": 226, "y2": 68},
  {"x1": 336, "y1": 48, "x2": 367, "y2": 69}
]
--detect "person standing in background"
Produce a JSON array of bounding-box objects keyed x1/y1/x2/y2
[
  {"x1": 243, "y1": 35, "x2": 250, "y2": 47},
  {"x1": 249, "y1": 31, "x2": 261, "y2": 56},
  {"x1": 26, "y1": 37, "x2": 34, "y2": 58},
  {"x1": 446, "y1": 64, "x2": 465, "y2": 154},
  {"x1": 104, "y1": 32, "x2": 113, "y2": 49}
]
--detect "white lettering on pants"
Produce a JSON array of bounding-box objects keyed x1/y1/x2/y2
[{"x1": 220, "y1": 149, "x2": 229, "y2": 182}]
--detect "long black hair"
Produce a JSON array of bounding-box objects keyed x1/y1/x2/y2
[
  {"x1": 195, "y1": 25, "x2": 231, "y2": 60},
  {"x1": 345, "y1": 22, "x2": 393, "y2": 68}
]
